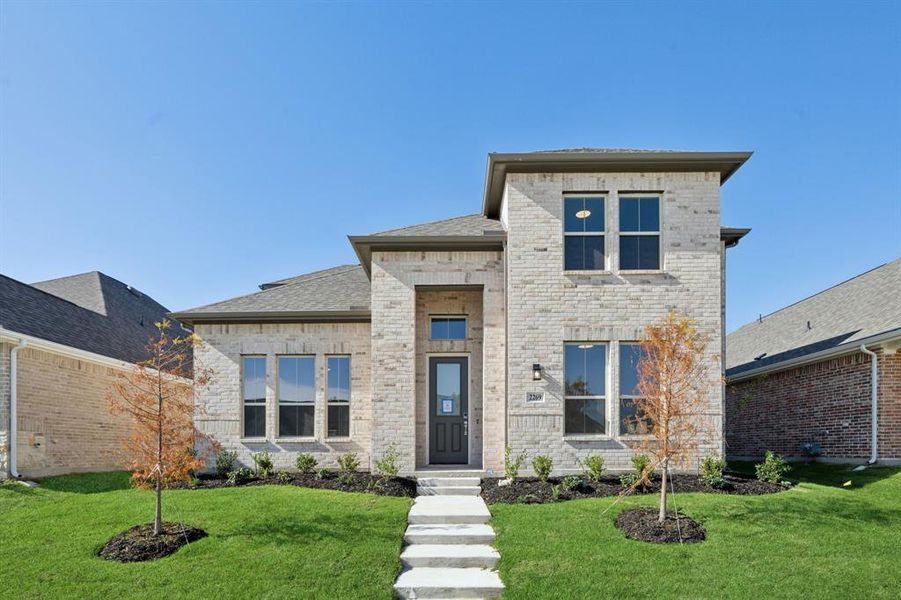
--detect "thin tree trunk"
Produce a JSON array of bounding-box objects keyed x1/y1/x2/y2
[
  {"x1": 154, "y1": 346, "x2": 163, "y2": 536},
  {"x1": 658, "y1": 457, "x2": 668, "y2": 523}
]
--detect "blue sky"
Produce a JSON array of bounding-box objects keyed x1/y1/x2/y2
[{"x1": 1, "y1": 1, "x2": 898, "y2": 332}]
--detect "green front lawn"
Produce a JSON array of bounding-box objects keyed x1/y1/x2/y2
[
  {"x1": 0, "y1": 472, "x2": 411, "y2": 599},
  {"x1": 491, "y1": 463, "x2": 901, "y2": 598}
]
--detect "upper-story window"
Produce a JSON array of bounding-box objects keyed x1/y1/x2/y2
[
  {"x1": 564, "y1": 195, "x2": 605, "y2": 270},
  {"x1": 430, "y1": 316, "x2": 467, "y2": 340},
  {"x1": 619, "y1": 196, "x2": 660, "y2": 270},
  {"x1": 564, "y1": 343, "x2": 607, "y2": 435},
  {"x1": 278, "y1": 356, "x2": 315, "y2": 438},
  {"x1": 327, "y1": 356, "x2": 351, "y2": 437},
  {"x1": 242, "y1": 356, "x2": 266, "y2": 438}
]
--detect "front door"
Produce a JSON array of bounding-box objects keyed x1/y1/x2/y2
[{"x1": 429, "y1": 357, "x2": 468, "y2": 464}]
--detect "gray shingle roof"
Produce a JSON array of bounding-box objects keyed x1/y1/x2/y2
[
  {"x1": 172, "y1": 264, "x2": 371, "y2": 322},
  {"x1": 1, "y1": 271, "x2": 188, "y2": 364},
  {"x1": 368, "y1": 213, "x2": 504, "y2": 238},
  {"x1": 726, "y1": 258, "x2": 901, "y2": 377}
]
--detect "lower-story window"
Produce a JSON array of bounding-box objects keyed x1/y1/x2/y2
[
  {"x1": 242, "y1": 356, "x2": 266, "y2": 438},
  {"x1": 619, "y1": 343, "x2": 653, "y2": 435},
  {"x1": 278, "y1": 356, "x2": 315, "y2": 437},
  {"x1": 327, "y1": 356, "x2": 351, "y2": 437},
  {"x1": 564, "y1": 343, "x2": 607, "y2": 435}
]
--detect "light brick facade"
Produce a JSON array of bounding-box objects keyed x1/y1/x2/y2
[{"x1": 726, "y1": 348, "x2": 901, "y2": 461}]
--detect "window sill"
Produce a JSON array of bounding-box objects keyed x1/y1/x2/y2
[
  {"x1": 564, "y1": 270, "x2": 612, "y2": 276},
  {"x1": 563, "y1": 434, "x2": 611, "y2": 442},
  {"x1": 324, "y1": 436, "x2": 352, "y2": 442},
  {"x1": 617, "y1": 269, "x2": 664, "y2": 275},
  {"x1": 240, "y1": 437, "x2": 268, "y2": 443},
  {"x1": 618, "y1": 433, "x2": 655, "y2": 440},
  {"x1": 275, "y1": 437, "x2": 317, "y2": 444}
]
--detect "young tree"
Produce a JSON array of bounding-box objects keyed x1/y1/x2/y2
[
  {"x1": 626, "y1": 311, "x2": 714, "y2": 523},
  {"x1": 108, "y1": 320, "x2": 212, "y2": 535}
]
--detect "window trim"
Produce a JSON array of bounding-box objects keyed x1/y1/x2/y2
[
  {"x1": 562, "y1": 341, "x2": 609, "y2": 437},
  {"x1": 563, "y1": 193, "x2": 608, "y2": 272},
  {"x1": 617, "y1": 193, "x2": 662, "y2": 272},
  {"x1": 429, "y1": 315, "x2": 468, "y2": 341},
  {"x1": 241, "y1": 355, "x2": 267, "y2": 440},
  {"x1": 617, "y1": 342, "x2": 654, "y2": 438},
  {"x1": 276, "y1": 355, "x2": 316, "y2": 440},
  {"x1": 326, "y1": 355, "x2": 352, "y2": 439}
]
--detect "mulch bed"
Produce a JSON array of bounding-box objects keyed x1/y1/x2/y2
[
  {"x1": 98, "y1": 522, "x2": 207, "y2": 562},
  {"x1": 177, "y1": 471, "x2": 417, "y2": 498},
  {"x1": 481, "y1": 471, "x2": 786, "y2": 505},
  {"x1": 616, "y1": 507, "x2": 706, "y2": 544}
]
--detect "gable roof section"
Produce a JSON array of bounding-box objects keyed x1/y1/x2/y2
[
  {"x1": 726, "y1": 258, "x2": 901, "y2": 380},
  {"x1": 349, "y1": 213, "x2": 506, "y2": 275},
  {"x1": 170, "y1": 264, "x2": 371, "y2": 325},
  {"x1": 1, "y1": 272, "x2": 187, "y2": 364},
  {"x1": 482, "y1": 149, "x2": 753, "y2": 217}
]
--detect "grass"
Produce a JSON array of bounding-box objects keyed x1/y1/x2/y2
[
  {"x1": 0, "y1": 472, "x2": 412, "y2": 599},
  {"x1": 491, "y1": 463, "x2": 901, "y2": 599}
]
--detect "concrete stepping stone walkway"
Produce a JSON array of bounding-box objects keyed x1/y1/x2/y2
[{"x1": 394, "y1": 476, "x2": 504, "y2": 599}]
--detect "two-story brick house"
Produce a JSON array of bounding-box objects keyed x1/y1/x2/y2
[{"x1": 172, "y1": 149, "x2": 752, "y2": 475}]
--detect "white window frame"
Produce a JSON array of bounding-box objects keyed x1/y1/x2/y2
[
  {"x1": 617, "y1": 193, "x2": 662, "y2": 272},
  {"x1": 563, "y1": 193, "x2": 607, "y2": 272},
  {"x1": 563, "y1": 342, "x2": 609, "y2": 437},
  {"x1": 617, "y1": 342, "x2": 653, "y2": 437},
  {"x1": 429, "y1": 315, "x2": 468, "y2": 341},
  {"x1": 276, "y1": 355, "x2": 316, "y2": 440},
  {"x1": 241, "y1": 355, "x2": 267, "y2": 440},
  {"x1": 326, "y1": 355, "x2": 352, "y2": 439}
]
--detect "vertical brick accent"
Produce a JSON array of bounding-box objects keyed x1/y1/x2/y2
[
  {"x1": 726, "y1": 348, "x2": 901, "y2": 460},
  {"x1": 0, "y1": 343, "x2": 10, "y2": 477}
]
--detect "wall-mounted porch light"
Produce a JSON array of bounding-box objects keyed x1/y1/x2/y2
[{"x1": 532, "y1": 363, "x2": 542, "y2": 381}]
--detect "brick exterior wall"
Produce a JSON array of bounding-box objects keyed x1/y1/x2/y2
[
  {"x1": 0, "y1": 344, "x2": 134, "y2": 478},
  {"x1": 371, "y1": 250, "x2": 506, "y2": 475},
  {"x1": 725, "y1": 348, "x2": 901, "y2": 461},
  {"x1": 503, "y1": 171, "x2": 725, "y2": 472},
  {"x1": 415, "y1": 290, "x2": 484, "y2": 468},
  {"x1": 192, "y1": 322, "x2": 373, "y2": 471}
]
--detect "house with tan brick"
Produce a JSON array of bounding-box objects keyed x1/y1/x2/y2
[
  {"x1": 172, "y1": 149, "x2": 753, "y2": 475},
  {"x1": 0, "y1": 271, "x2": 190, "y2": 479},
  {"x1": 726, "y1": 259, "x2": 901, "y2": 464}
]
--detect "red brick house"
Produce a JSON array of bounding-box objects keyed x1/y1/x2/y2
[{"x1": 725, "y1": 259, "x2": 900, "y2": 464}]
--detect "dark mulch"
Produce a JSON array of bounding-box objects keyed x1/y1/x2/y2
[
  {"x1": 178, "y1": 471, "x2": 417, "y2": 498},
  {"x1": 616, "y1": 507, "x2": 706, "y2": 544},
  {"x1": 481, "y1": 471, "x2": 786, "y2": 505},
  {"x1": 98, "y1": 522, "x2": 207, "y2": 562}
]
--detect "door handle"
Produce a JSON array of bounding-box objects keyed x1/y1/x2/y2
[{"x1": 463, "y1": 412, "x2": 469, "y2": 436}]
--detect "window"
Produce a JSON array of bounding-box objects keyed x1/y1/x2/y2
[
  {"x1": 619, "y1": 343, "x2": 653, "y2": 435},
  {"x1": 242, "y1": 356, "x2": 266, "y2": 438},
  {"x1": 564, "y1": 343, "x2": 607, "y2": 435},
  {"x1": 327, "y1": 356, "x2": 351, "y2": 437},
  {"x1": 430, "y1": 317, "x2": 466, "y2": 340},
  {"x1": 619, "y1": 196, "x2": 660, "y2": 270},
  {"x1": 278, "y1": 356, "x2": 315, "y2": 437},
  {"x1": 564, "y1": 195, "x2": 605, "y2": 270}
]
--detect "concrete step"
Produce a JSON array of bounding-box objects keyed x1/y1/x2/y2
[
  {"x1": 413, "y1": 469, "x2": 486, "y2": 478},
  {"x1": 404, "y1": 524, "x2": 496, "y2": 545},
  {"x1": 417, "y1": 485, "x2": 481, "y2": 496},
  {"x1": 393, "y1": 568, "x2": 504, "y2": 599},
  {"x1": 408, "y1": 496, "x2": 491, "y2": 525},
  {"x1": 417, "y1": 477, "x2": 482, "y2": 487},
  {"x1": 401, "y1": 544, "x2": 500, "y2": 569}
]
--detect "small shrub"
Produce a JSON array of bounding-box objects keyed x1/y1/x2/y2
[
  {"x1": 316, "y1": 468, "x2": 331, "y2": 480},
  {"x1": 580, "y1": 455, "x2": 604, "y2": 483},
  {"x1": 531, "y1": 455, "x2": 553, "y2": 482},
  {"x1": 295, "y1": 453, "x2": 318, "y2": 474},
  {"x1": 631, "y1": 453, "x2": 653, "y2": 478},
  {"x1": 560, "y1": 474, "x2": 585, "y2": 492},
  {"x1": 756, "y1": 451, "x2": 790, "y2": 483},
  {"x1": 252, "y1": 451, "x2": 274, "y2": 477},
  {"x1": 276, "y1": 470, "x2": 292, "y2": 484},
  {"x1": 337, "y1": 452, "x2": 360, "y2": 475},
  {"x1": 699, "y1": 452, "x2": 727, "y2": 488},
  {"x1": 375, "y1": 443, "x2": 400, "y2": 479},
  {"x1": 619, "y1": 472, "x2": 638, "y2": 488},
  {"x1": 366, "y1": 479, "x2": 382, "y2": 493},
  {"x1": 504, "y1": 446, "x2": 527, "y2": 481},
  {"x1": 621, "y1": 454, "x2": 654, "y2": 489},
  {"x1": 516, "y1": 494, "x2": 540, "y2": 504},
  {"x1": 226, "y1": 467, "x2": 253, "y2": 485},
  {"x1": 190, "y1": 475, "x2": 202, "y2": 487},
  {"x1": 551, "y1": 483, "x2": 563, "y2": 500},
  {"x1": 215, "y1": 449, "x2": 237, "y2": 478}
]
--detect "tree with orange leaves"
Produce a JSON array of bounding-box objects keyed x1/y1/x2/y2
[
  {"x1": 108, "y1": 319, "x2": 213, "y2": 536},
  {"x1": 625, "y1": 311, "x2": 715, "y2": 523}
]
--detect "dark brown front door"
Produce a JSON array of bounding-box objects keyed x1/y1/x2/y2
[{"x1": 429, "y1": 357, "x2": 468, "y2": 464}]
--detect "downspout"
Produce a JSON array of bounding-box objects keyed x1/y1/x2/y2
[
  {"x1": 859, "y1": 344, "x2": 878, "y2": 465},
  {"x1": 9, "y1": 339, "x2": 27, "y2": 478}
]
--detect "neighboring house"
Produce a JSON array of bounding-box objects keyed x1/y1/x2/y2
[
  {"x1": 725, "y1": 259, "x2": 901, "y2": 464},
  {"x1": 0, "y1": 271, "x2": 189, "y2": 478},
  {"x1": 172, "y1": 149, "x2": 752, "y2": 475}
]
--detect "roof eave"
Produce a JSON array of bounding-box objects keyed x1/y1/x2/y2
[
  {"x1": 721, "y1": 227, "x2": 752, "y2": 248},
  {"x1": 348, "y1": 234, "x2": 506, "y2": 276},
  {"x1": 169, "y1": 310, "x2": 372, "y2": 326},
  {"x1": 482, "y1": 151, "x2": 754, "y2": 217}
]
